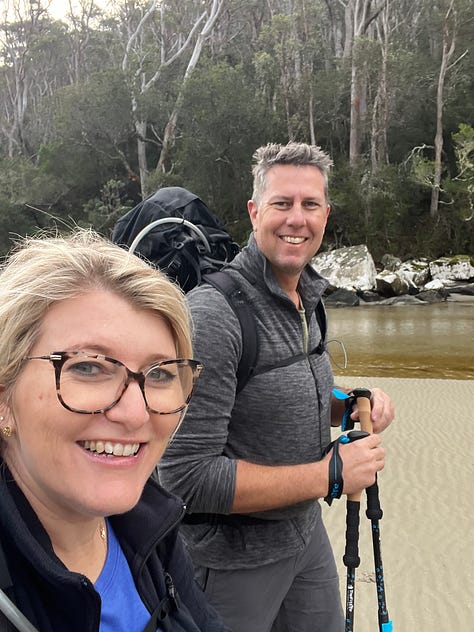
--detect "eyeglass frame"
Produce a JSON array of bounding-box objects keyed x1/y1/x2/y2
[{"x1": 25, "y1": 351, "x2": 203, "y2": 415}]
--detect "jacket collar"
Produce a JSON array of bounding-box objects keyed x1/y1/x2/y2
[{"x1": 0, "y1": 464, "x2": 184, "y2": 580}]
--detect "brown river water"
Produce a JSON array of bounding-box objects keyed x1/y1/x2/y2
[{"x1": 326, "y1": 298, "x2": 474, "y2": 380}]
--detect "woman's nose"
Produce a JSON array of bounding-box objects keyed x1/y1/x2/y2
[{"x1": 105, "y1": 380, "x2": 149, "y2": 428}]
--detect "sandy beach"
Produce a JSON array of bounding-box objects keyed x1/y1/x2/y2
[{"x1": 323, "y1": 377, "x2": 474, "y2": 632}]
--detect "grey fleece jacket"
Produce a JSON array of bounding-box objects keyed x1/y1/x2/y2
[{"x1": 159, "y1": 235, "x2": 334, "y2": 569}]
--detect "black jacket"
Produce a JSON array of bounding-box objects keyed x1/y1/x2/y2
[{"x1": 0, "y1": 465, "x2": 231, "y2": 632}]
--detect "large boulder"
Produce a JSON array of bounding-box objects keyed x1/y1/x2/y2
[
  {"x1": 429, "y1": 255, "x2": 474, "y2": 281},
  {"x1": 312, "y1": 245, "x2": 377, "y2": 291}
]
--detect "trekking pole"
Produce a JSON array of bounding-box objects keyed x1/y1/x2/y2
[
  {"x1": 342, "y1": 388, "x2": 373, "y2": 632},
  {"x1": 366, "y1": 478, "x2": 392, "y2": 631},
  {"x1": 348, "y1": 388, "x2": 392, "y2": 632}
]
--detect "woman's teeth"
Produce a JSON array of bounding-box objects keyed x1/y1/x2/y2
[{"x1": 81, "y1": 440, "x2": 140, "y2": 456}]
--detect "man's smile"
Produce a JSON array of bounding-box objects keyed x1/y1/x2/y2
[{"x1": 280, "y1": 236, "x2": 308, "y2": 244}]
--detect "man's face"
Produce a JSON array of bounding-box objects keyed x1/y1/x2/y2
[{"x1": 248, "y1": 164, "x2": 330, "y2": 288}]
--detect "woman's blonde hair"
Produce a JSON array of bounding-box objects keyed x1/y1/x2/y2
[{"x1": 0, "y1": 228, "x2": 193, "y2": 390}]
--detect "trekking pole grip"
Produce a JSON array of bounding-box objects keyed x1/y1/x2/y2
[
  {"x1": 347, "y1": 388, "x2": 372, "y2": 503},
  {"x1": 352, "y1": 388, "x2": 372, "y2": 435}
]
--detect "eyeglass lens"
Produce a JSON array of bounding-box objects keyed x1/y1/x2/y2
[{"x1": 59, "y1": 354, "x2": 197, "y2": 414}]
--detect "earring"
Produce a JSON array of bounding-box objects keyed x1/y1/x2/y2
[
  {"x1": 2, "y1": 426, "x2": 12, "y2": 438},
  {"x1": 0, "y1": 416, "x2": 3, "y2": 421}
]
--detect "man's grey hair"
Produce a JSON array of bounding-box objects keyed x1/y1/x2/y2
[{"x1": 251, "y1": 141, "x2": 333, "y2": 206}]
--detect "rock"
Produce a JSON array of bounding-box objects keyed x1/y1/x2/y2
[
  {"x1": 448, "y1": 282, "x2": 474, "y2": 296},
  {"x1": 429, "y1": 255, "x2": 474, "y2": 281},
  {"x1": 312, "y1": 245, "x2": 377, "y2": 291},
  {"x1": 324, "y1": 288, "x2": 360, "y2": 307},
  {"x1": 357, "y1": 290, "x2": 382, "y2": 302},
  {"x1": 398, "y1": 258, "x2": 431, "y2": 288},
  {"x1": 424, "y1": 279, "x2": 474, "y2": 296},
  {"x1": 380, "y1": 254, "x2": 402, "y2": 271},
  {"x1": 375, "y1": 270, "x2": 410, "y2": 297},
  {"x1": 424, "y1": 279, "x2": 445, "y2": 290},
  {"x1": 376, "y1": 295, "x2": 426, "y2": 305},
  {"x1": 416, "y1": 289, "x2": 449, "y2": 303}
]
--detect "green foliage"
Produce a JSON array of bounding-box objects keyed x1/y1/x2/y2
[
  {"x1": 0, "y1": 157, "x2": 70, "y2": 254},
  {"x1": 167, "y1": 61, "x2": 280, "y2": 244},
  {"x1": 54, "y1": 70, "x2": 133, "y2": 155},
  {"x1": 327, "y1": 161, "x2": 430, "y2": 260},
  {"x1": 83, "y1": 179, "x2": 133, "y2": 238}
]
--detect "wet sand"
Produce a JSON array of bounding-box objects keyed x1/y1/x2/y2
[{"x1": 323, "y1": 377, "x2": 474, "y2": 632}]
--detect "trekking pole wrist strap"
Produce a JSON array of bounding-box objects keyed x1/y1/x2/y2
[{"x1": 324, "y1": 436, "x2": 348, "y2": 506}]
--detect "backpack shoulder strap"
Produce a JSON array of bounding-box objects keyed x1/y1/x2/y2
[
  {"x1": 203, "y1": 273, "x2": 326, "y2": 393},
  {"x1": 314, "y1": 298, "x2": 327, "y2": 351},
  {"x1": 203, "y1": 271, "x2": 258, "y2": 395}
]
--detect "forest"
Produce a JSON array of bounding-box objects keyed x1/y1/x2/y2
[{"x1": 1, "y1": 0, "x2": 473, "y2": 261}]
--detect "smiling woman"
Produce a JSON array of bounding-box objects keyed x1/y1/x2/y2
[{"x1": 0, "y1": 229, "x2": 231, "y2": 632}]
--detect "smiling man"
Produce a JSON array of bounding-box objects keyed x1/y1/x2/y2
[{"x1": 159, "y1": 142, "x2": 395, "y2": 632}]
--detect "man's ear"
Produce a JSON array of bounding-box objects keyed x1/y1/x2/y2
[{"x1": 247, "y1": 200, "x2": 258, "y2": 230}]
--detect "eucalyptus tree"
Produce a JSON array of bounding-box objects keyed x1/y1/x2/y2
[
  {"x1": 0, "y1": 0, "x2": 58, "y2": 158},
  {"x1": 116, "y1": 0, "x2": 225, "y2": 197},
  {"x1": 430, "y1": 0, "x2": 468, "y2": 218}
]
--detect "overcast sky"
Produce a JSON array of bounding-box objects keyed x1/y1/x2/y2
[{"x1": 47, "y1": 0, "x2": 110, "y2": 19}]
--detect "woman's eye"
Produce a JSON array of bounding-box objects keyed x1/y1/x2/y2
[
  {"x1": 69, "y1": 362, "x2": 101, "y2": 376},
  {"x1": 147, "y1": 367, "x2": 172, "y2": 382}
]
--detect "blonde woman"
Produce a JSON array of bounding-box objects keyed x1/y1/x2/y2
[{"x1": 0, "y1": 229, "x2": 231, "y2": 632}]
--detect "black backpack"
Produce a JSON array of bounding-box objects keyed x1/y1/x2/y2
[{"x1": 112, "y1": 187, "x2": 240, "y2": 293}]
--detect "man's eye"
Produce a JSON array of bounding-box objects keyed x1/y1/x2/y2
[
  {"x1": 271, "y1": 201, "x2": 291, "y2": 209},
  {"x1": 303, "y1": 201, "x2": 320, "y2": 210}
]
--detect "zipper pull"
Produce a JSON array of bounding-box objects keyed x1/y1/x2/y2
[{"x1": 164, "y1": 572, "x2": 180, "y2": 610}]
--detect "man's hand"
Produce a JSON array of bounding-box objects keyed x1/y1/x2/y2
[
  {"x1": 350, "y1": 387, "x2": 394, "y2": 434},
  {"x1": 337, "y1": 434, "x2": 385, "y2": 496}
]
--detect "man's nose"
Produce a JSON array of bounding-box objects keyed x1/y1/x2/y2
[{"x1": 287, "y1": 202, "x2": 305, "y2": 224}]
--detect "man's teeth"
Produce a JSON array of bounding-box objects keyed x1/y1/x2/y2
[
  {"x1": 282, "y1": 236, "x2": 306, "y2": 244},
  {"x1": 82, "y1": 440, "x2": 140, "y2": 456}
]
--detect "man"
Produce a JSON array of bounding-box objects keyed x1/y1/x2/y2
[{"x1": 159, "y1": 142, "x2": 394, "y2": 632}]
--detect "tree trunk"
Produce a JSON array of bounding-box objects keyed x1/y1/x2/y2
[
  {"x1": 370, "y1": 0, "x2": 389, "y2": 173},
  {"x1": 156, "y1": 0, "x2": 223, "y2": 173},
  {"x1": 135, "y1": 119, "x2": 148, "y2": 198},
  {"x1": 430, "y1": 0, "x2": 456, "y2": 219},
  {"x1": 348, "y1": 0, "x2": 385, "y2": 164}
]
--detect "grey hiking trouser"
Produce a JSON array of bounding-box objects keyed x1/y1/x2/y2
[{"x1": 193, "y1": 518, "x2": 344, "y2": 632}]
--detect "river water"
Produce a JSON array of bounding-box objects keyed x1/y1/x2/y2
[{"x1": 326, "y1": 298, "x2": 474, "y2": 380}]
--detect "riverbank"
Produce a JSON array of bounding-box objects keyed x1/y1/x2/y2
[{"x1": 324, "y1": 376, "x2": 473, "y2": 631}]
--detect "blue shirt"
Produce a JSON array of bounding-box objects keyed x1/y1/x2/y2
[{"x1": 95, "y1": 520, "x2": 162, "y2": 632}]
